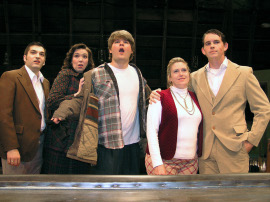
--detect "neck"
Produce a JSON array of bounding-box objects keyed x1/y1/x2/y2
[
  {"x1": 26, "y1": 65, "x2": 40, "y2": 77},
  {"x1": 110, "y1": 59, "x2": 129, "y2": 69},
  {"x1": 208, "y1": 56, "x2": 225, "y2": 69}
]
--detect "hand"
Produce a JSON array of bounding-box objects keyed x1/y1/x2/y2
[
  {"x1": 153, "y1": 164, "x2": 167, "y2": 175},
  {"x1": 7, "y1": 149, "x2": 21, "y2": 166},
  {"x1": 74, "y1": 77, "x2": 85, "y2": 97},
  {"x1": 51, "y1": 117, "x2": 62, "y2": 124},
  {"x1": 243, "y1": 140, "x2": 253, "y2": 153},
  {"x1": 149, "y1": 88, "x2": 161, "y2": 104}
]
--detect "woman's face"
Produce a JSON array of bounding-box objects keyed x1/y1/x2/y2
[
  {"x1": 72, "y1": 48, "x2": 89, "y2": 73},
  {"x1": 169, "y1": 62, "x2": 190, "y2": 89}
]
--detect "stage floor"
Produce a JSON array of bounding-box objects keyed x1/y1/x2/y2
[{"x1": 0, "y1": 174, "x2": 269, "y2": 201}]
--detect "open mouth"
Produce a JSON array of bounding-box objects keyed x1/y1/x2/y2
[{"x1": 119, "y1": 48, "x2": 124, "y2": 53}]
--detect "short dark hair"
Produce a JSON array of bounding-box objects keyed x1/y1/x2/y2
[
  {"x1": 24, "y1": 42, "x2": 46, "y2": 57},
  {"x1": 62, "y1": 43, "x2": 95, "y2": 72},
  {"x1": 202, "y1": 29, "x2": 227, "y2": 46}
]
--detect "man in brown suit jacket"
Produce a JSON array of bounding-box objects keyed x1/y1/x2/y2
[
  {"x1": 0, "y1": 42, "x2": 50, "y2": 174},
  {"x1": 191, "y1": 29, "x2": 270, "y2": 174}
]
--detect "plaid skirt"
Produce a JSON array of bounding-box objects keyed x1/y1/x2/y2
[{"x1": 145, "y1": 153, "x2": 198, "y2": 175}]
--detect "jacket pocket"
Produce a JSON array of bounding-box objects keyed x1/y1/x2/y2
[
  {"x1": 95, "y1": 80, "x2": 113, "y2": 100},
  {"x1": 233, "y1": 125, "x2": 248, "y2": 136}
]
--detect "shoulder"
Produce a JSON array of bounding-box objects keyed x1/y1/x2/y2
[
  {"x1": 129, "y1": 63, "x2": 139, "y2": 71},
  {"x1": 92, "y1": 64, "x2": 109, "y2": 81},
  {"x1": 1, "y1": 67, "x2": 23, "y2": 80},
  {"x1": 191, "y1": 66, "x2": 206, "y2": 77},
  {"x1": 92, "y1": 64, "x2": 106, "y2": 74},
  {"x1": 58, "y1": 68, "x2": 79, "y2": 77},
  {"x1": 158, "y1": 88, "x2": 171, "y2": 97},
  {"x1": 228, "y1": 60, "x2": 253, "y2": 75}
]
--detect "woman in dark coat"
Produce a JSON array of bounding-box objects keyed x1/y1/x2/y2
[{"x1": 42, "y1": 43, "x2": 95, "y2": 174}]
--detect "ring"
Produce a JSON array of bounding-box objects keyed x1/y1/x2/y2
[{"x1": 11, "y1": 160, "x2": 14, "y2": 163}]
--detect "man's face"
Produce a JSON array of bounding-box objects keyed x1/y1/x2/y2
[
  {"x1": 109, "y1": 37, "x2": 133, "y2": 63},
  {"x1": 23, "y1": 45, "x2": 46, "y2": 74},
  {"x1": 201, "y1": 33, "x2": 228, "y2": 61}
]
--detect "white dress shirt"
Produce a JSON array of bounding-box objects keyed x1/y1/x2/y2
[
  {"x1": 25, "y1": 65, "x2": 46, "y2": 132},
  {"x1": 205, "y1": 57, "x2": 228, "y2": 96}
]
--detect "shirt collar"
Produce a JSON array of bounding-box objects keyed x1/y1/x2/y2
[
  {"x1": 25, "y1": 65, "x2": 44, "y2": 83},
  {"x1": 205, "y1": 57, "x2": 228, "y2": 72}
]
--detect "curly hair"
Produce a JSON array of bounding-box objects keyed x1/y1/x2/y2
[{"x1": 62, "y1": 43, "x2": 95, "y2": 71}]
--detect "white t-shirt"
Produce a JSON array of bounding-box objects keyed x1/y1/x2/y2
[{"x1": 108, "y1": 63, "x2": 140, "y2": 145}]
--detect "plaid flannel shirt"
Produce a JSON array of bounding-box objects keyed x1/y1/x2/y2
[{"x1": 92, "y1": 63, "x2": 149, "y2": 149}]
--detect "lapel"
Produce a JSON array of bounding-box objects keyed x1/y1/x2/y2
[
  {"x1": 42, "y1": 79, "x2": 50, "y2": 101},
  {"x1": 213, "y1": 60, "x2": 240, "y2": 108},
  {"x1": 17, "y1": 66, "x2": 41, "y2": 114},
  {"x1": 195, "y1": 66, "x2": 213, "y2": 106}
]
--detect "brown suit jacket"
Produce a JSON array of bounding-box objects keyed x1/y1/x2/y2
[
  {"x1": 0, "y1": 66, "x2": 50, "y2": 162},
  {"x1": 191, "y1": 60, "x2": 270, "y2": 159}
]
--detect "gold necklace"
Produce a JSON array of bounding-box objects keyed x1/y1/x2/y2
[
  {"x1": 176, "y1": 91, "x2": 188, "y2": 109},
  {"x1": 170, "y1": 89, "x2": 195, "y2": 115}
]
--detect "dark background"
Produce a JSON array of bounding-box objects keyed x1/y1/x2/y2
[{"x1": 0, "y1": 0, "x2": 270, "y2": 88}]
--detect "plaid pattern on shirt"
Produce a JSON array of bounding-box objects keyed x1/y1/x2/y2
[{"x1": 92, "y1": 63, "x2": 148, "y2": 149}]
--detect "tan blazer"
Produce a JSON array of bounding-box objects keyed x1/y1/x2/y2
[
  {"x1": 191, "y1": 60, "x2": 270, "y2": 159},
  {"x1": 0, "y1": 66, "x2": 50, "y2": 162}
]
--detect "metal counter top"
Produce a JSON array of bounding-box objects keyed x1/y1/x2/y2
[{"x1": 0, "y1": 173, "x2": 269, "y2": 201}]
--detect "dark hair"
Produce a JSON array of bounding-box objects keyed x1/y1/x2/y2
[
  {"x1": 62, "y1": 43, "x2": 95, "y2": 71},
  {"x1": 24, "y1": 42, "x2": 46, "y2": 57},
  {"x1": 202, "y1": 29, "x2": 227, "y2": 46},
  {"x1": 108, "y1": 30, "x2": 135, "y2": 61}
]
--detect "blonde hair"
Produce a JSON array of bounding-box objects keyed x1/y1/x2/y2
[
  {"x1": 108, "y1": 30, "x2": 135, "y2": 61},
  {"x1": 167, "y1": 57, "x2": 191, "y2": 88}
]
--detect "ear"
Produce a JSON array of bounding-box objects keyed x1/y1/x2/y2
[
  {"x1": 23, "y1": 55, "x2": 26, "y2": 63},
  {"x1": 168, "y1": 75, "x2": 171, "y2": 83},
  {"x1": 201, "y1": 47, "x2": 206, "y2": 56},
  {"x1": 224, "y1": 42, "x2": 228, "y2": 52},
  {"x1": 109, "y1": 49, "x2": 112, "y2": 54},
  {"x1": 43, "y1": 62, "x2": 45, "y2": 66}
]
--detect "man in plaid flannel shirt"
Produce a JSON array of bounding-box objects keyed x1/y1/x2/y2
[
  {"x1": 53, "y1": 30, "x2": 151, "y2": 174},
  {"x1": 92, "y1": 30, "x2": 152, "y2": 174}
]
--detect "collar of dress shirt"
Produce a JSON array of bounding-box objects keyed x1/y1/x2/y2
[
  {"x1": 205, "y1": 57, "x2": 228, "y2": 74},
  {"x1": 25, "y1": 65, "x2": 44, "y2": 83}
]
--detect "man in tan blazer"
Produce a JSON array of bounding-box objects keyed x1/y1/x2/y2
[
  {"x1": 0, "y1": 42, "x2": 50, "y2": 174},
  {"x1": 191, "y1": 29, "x2": 270, "y2": 173}
]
